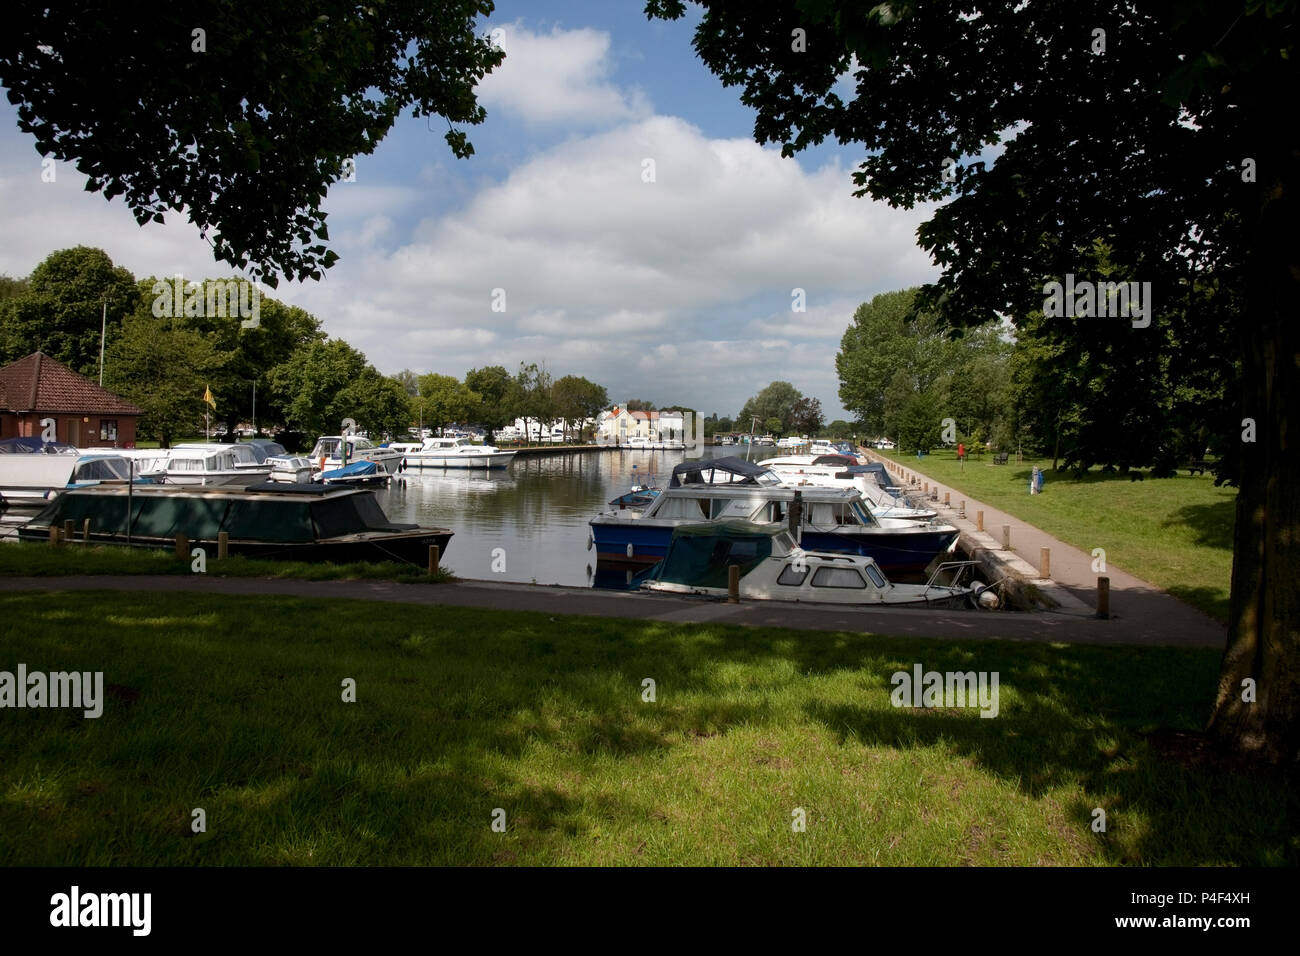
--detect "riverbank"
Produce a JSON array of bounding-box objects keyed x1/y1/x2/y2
[{"x1": 0, "y1": 587, "x2": 1284, "y2": 866}]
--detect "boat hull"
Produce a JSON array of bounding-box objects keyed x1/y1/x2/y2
[
  {"x1": 402, "y1": 452, "x2": 516, "y2": 469},
  {"x1": 15, "y1": 526, "x2": 453, "y2": 565},
  {"x1": 591, "y1": 518, "x2": 957, "y2": 572}
]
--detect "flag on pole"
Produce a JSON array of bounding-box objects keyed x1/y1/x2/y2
[{"x1": 204, "y1": 385, "x2": 216, "y2": 410}]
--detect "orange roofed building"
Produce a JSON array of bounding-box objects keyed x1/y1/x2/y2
[{"x1": 0, "y1": 352, "x2": 142, "y2": 448}]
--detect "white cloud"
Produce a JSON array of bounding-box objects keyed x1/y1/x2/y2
[
  {"x1": 0, "y1": 105, "x2": 937, "y2": 420},
  {"x1": 476, "y1": 23, "x2": 652, "y2": 128}
]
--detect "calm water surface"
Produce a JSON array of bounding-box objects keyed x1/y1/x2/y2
[{"x1": 373, "y1": 446, "x2": 737, "y2": 586}]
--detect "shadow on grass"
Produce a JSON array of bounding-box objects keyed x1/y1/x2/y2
[
  {"x1": 0, "y1": 591, "x2": 1289, "y2": 865},
  {"x1": 1163, "y1": 500, "x2": 1236, "y2": 551}
]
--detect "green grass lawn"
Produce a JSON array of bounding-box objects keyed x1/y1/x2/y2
[
  {"x1": 874, "y1": 449, "x2": 1235, "y2": 622},
  {"x1": 0, "y1": 589, "x2": 1288, "y2": 866},
  {"x1": 0, "y1": 540, "x2": 454, "y2": 583}
]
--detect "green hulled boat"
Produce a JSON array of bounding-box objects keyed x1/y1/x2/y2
[{"x1": 17, "y1": 482, "x2": 453, "y2": 565}]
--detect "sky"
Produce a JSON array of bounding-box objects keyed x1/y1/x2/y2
[{"x1": 0, "y1": 1, "x2": 943, "y2": 423}]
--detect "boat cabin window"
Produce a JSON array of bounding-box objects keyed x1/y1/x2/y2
[
  {"x1": 863, "y1": 563, "x2": 887, "y2": 588},
  {"x1": 811, "y1": 566, "x2": 867, "y2": 589},
  {"x1": 776, "y1": 564, "x2": 809, "y2": 586},
  {"x1": 712, "y1": 498, "x2": 752, "y2": 519},
  {"x1": 654, "y1": 496, "x2": 712, "y2": 519},
  {"x1": 170, "y1": 457, "x2": 204, "y2": 471}
]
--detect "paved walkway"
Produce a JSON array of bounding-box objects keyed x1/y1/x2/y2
[
  {"x1": 0, "y1": 572, "x2": 1224, "y2": 648},
  {"x1": 863, "y1": 451, "x2": 1226, "y2": 649}
]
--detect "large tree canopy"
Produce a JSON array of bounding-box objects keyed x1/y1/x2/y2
[
  {"x1": 0, "y1": 1, "x2": 504, "y2": 284},
  {"x1": 649, "y1": 0, "x2": 1298, "y2": 764}
]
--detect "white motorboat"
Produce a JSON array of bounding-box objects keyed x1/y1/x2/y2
[
  {"x1": 758, "y1": 454, "x2": 938, "y2": 521},
  {"x1": 160, "y1": 443, "x2": 272, "y2": 486},
  {"x1": 638, "y1": 522, "x2": 999, "y2": 609},
  {"x1": 0, "y1": 446, "x2": 154, "y2": 517},
  {"x1": 265, "y1": 455, "x2": 316, "y2": 483},
  {"x1": 395, "y1": 436, "x2": 516, "y2": 470},
  {"x1": 309, "y1": 435, "x2": 404, "y2": 476}
]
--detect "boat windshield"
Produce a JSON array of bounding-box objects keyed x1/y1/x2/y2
[{"x1": 310, "y1": 438, "x2": 341, "y2": 458}]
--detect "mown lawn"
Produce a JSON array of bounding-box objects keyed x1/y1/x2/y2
[
  {"x1": 0, "y1": 590, "x2": 1289, "y2": 866},
  {"x1": 874, "y1": 449, "x2": 1235, "y2": 622},
  {"x1": 0, "y1": 540, "x2": 454, "y2": 583}
]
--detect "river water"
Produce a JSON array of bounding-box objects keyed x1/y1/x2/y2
[{"x1": 373, "y1": 446, "x2": 734, "y2": 587}]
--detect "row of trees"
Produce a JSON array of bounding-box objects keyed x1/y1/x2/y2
[
  {"x1": 390, "y1": 364, "x2": 608, "y2": 443},
  {"x1": 0, "y1": 248, "x2": 610, "y2": 447},
  {"x1": 836, "y1": 286, "x2": 1232, "y2": 473}
]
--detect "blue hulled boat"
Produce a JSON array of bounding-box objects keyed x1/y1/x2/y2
[{"x1": 589, "y1": 456, "x2": 959, "y2": 572}]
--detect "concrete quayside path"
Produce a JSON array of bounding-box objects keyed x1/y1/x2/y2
[
  {"x1": 862, "y1": 451, "x2": 1226, "y2": 650},
  {"x1": 0, "y1": 570, "x2": 1224, "y2": 649}
]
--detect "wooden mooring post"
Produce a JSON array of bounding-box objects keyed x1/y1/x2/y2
[
  {"x1": 428, "y1": 544, "x2": 440, "y2": 576},
  {"x1": 174, "y1": 533, "x2": 189, "y2": 559},
  {"x1": 63, "y1": 519, "x2": 75, "y2": 542},
  {"x1": 217, "y1": 531, "x2": 229, "y2": 560},
  {"x1": 1097, "y1": 577, "x2": 1110, "y2": 619},
  {"x1": 1001, "y1": 525, "x2": 1011, "y2": 551},
  {"x1": 727, "y1": 564, "x2": 740, "y2": 603},
  {"x1": 976, "y1": 510, "x2": 984, "y2": 532},
  {"x1": 1040, "y1": 548, "x2": 1051, "y2": 579},
  {"x1": 82, "y1": 518, "x2": 91, "y2": 543},
  {"x1": 48, "y1": 525, "x2": 60, "y2": 547}
]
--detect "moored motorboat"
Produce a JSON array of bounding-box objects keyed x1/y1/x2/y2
[
  {"x1": 310, "y1": 435, "x2": 404, "y2": 476},
  {"x1": 637, "y1": 522, "x2": 998, "y2": 609},
  {"x1": 395, "y1": 436, "x2": 516, "y2": 470},
  {"x1": 160, "y1": 443, "x2": 272, "y2": 486},
  {"x1": 589, "y1": 456, "x2": 959, "y2": 571},
  {"x1": 319, "y1": 459, "x2": 390, "y2": 486},
  {"x1": 265, "y1": 455, "x2": 316, "y2": 483},
  {"x1": 16, "y1": 483, "x2": 453, "y2": 565}
]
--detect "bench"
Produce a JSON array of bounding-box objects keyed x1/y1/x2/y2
[
  {"x1": 1185, "y1": 460, "x2": 1212, "y2": 476},
  {"x1": 993, "y1": 452, "x2": 1009, "y2": 465}
]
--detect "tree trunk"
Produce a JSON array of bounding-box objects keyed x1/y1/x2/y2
[{"x1": 1206, "y1": 128, "x2": 1300, "y2": 768}]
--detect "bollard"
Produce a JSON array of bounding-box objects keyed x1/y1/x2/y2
[
  {"x1": 63, "y1": 519, "x2": 75, "y2": 542},
  {"x1": 977, "y1": 510, "x2": 984, "y2": 532},
  {"x1": 924, "y1": 482, "x2": 929, "y2": 495},
  {"x1": 944, "y1": 492, "x2": 950, "y2": 506},
  {"x1": 727, "y1": 564, "x2": 740, "y2": 603},
  {"x1": 428, "y1": 544, "x2": 440, "y2": 576},
  {"x1": 82, "y1": 518, "x2": 91, "y2": 544},
  {"x1": 959, "y1": 499, "x2": 966, "y2": 516},
  {"x1": 217, "y1": 531, "x2": 229, "y2": 560},
  {"x1": 174, "y1": 533, "x2": 189, "y2": 559},
  {"x1": 48, "y1": 525, "x2": 60, "y2": 547},
  {"x1": 1001, "y1": 525, "x2": 1011, "y2": 551},
  {"x1": 1040, "y1": 547, "x2": 1051, "y2": 579},
  {"x1": 1097, "y1": 576, "x2": 1110, "y2": 619}
]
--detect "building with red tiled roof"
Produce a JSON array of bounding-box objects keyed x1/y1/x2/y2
[{"x1": 0, "y1": 352, "x2": 142, "y2": 447}]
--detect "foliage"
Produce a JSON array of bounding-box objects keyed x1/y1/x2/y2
[
  {"x1": 739, "y1": 381, "x2": 803, "y2": 435},
  {"x1": 103, "y1": 311, "x2": 224, "y2": 446},
  {"x1": 0, "y1": 247, "x2": 140, "y2": 375},
  {"x1": 0, "y1": 2, "x2": 504, "y2": 283},
  {"x1": 269, "y1": 338, "x2": 408, "y2": 439},
  {"x1": 464, "y1": 365, "x2": 514, "y2": 440},
  {"x1": 414, "y1": 372, "x2": 479, "y2": 436}
]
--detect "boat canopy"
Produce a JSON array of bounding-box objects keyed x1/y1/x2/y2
[
  {"x1": 669, "y1": 456, "x2": 776, "y2": 488},
  {"x1": 644, "y1": 521, "x2": 791, "y2": 589},
  {"x1": 28, "y1": 487, "x2": 411, "y2": 543},
  {"x1": 0, "y1": 437, "x2": 78, "y2": 454},
  {"x1": 843, "y1": 462, "x2": 900, "y2": 490}
]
